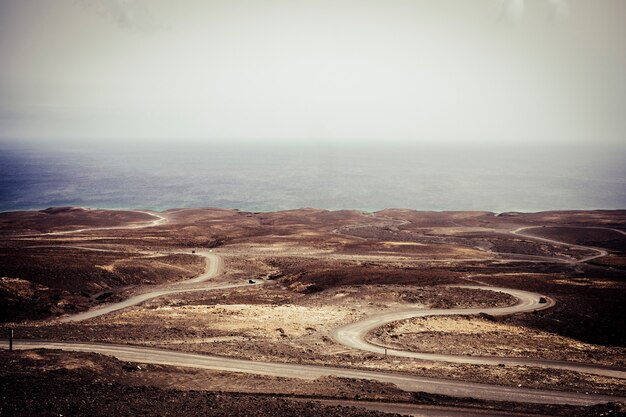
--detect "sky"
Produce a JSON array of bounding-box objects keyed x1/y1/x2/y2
[{"x1": 0, "y1": 0, "x2": 625, "y2": 145}]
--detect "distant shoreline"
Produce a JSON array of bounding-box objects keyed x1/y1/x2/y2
[{"x1": 2, "y1": 205, "x2": 626, "y2": 215}]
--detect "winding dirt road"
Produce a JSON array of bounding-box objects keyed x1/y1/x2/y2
[
  {"x1": 42, "y1": 210, "x2": 167, "y2": 236},
  {"x1": 511, "y1": 226, "x2": 609, "y2": 263},
  {"x1": 329, "y1": 225, "x2": 626, "y2": 380},
  {"x1": 58, "y1": 251, "x2": 248, "y2": 323},
  {"x1": 4, "y1": 211, "x2": 626, "y2": 407},
  {"x1": 25, "y1": 210, "x2": 249, "y2": 323},
  {"x1": 332, "y1": 286, "x2": 626, "y2": 379}
]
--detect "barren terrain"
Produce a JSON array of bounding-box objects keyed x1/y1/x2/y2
[{"x1": 1, "y1": 207, "x2": 626, "y2": 416}]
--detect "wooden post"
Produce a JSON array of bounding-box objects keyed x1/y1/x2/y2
[
  {"x1": 9, "y1": 328, "x2": 13, "y2": 352},
  {"x1": 384, "y1": 348, "x2": 387, "y2": 358}
]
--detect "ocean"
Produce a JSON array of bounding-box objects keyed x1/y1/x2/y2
[{"x1": 1, "y1": 141, "x2": 625, "y2": 213}]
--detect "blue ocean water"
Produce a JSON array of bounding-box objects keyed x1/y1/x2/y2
[{"x1": 1, "y1": 141, "x2": 625, "y2": 213}]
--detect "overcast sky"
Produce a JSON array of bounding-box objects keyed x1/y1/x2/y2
[{"x1": 0, "y1": 0, "x2": 624, "y2": 145}]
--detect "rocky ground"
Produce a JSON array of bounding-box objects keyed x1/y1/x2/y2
[
  {"x1": 1, "y1": 207, "x2": 626, "y2": 415},
  {"x1": 2, "y1": 350, "x2": 625, "y2": 417},
  {"x1": 0, "y1": 246, "x2": 204, "y2": 322},
  {"x1": 0, "y1": 350, "x2": 393, "y2": 417},
  {"x1": 369, "y1": 315, "x2": 626, "y2": 367}
]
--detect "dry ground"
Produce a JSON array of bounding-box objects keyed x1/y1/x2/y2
[
  {"x1": 11, "y1": 279, "x2": 626, "y2": 396},
  {"x1": 2, "y1": 207, "x2": 626, "y2": 415},
  {"x1": 0, "y1": 246, "x2": 204, "y2": 321},
  {"x1": 369, "y1": 315, "x2": 626, "y2": 367},
  {"x1": 2, "y1": 350, "x2": 625, "y2": 417}
]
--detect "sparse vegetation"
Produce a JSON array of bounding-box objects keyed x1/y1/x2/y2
[{"x1": 1, "y1": 208, "x2": 625, "y2": 416}]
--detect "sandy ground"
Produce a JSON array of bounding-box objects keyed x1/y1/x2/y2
[
  {"x1": 369, "y1": 316, "x2": 626, "y2": 367},
  {"x1": 12, "y1": 282, "x2": 625, "y2": 396},
  {"x1": 2, "y1": 207, "x2": 626, "y2": 414}
]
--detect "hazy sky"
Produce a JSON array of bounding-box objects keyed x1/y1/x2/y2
[{"x1": 1, "y1": 0, "x2": 625, "y2": 145}]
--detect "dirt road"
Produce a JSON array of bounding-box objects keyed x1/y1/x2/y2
[
  {"x1": 3, "y1": 340, "x2": 623, "y2": 406},
  {"x1": 6, "y1": 210, "x2": 625, "y2": 407},
  {"x1": 58, "y1": 251, "x2": 248, "y2": 322},
  {"x1": 42, "y1": 210, "x2": 167, "y2": 236},
  {"x1": 511, "y1": 226, "x2": 609, "y2": 263},
  {"x1": 332, "y1": 286, "x2": 626, "y2": 379}
]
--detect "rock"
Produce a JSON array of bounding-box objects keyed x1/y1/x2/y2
[{"x1": 95, "y1": 292, "x2": 113, "y2": 301}]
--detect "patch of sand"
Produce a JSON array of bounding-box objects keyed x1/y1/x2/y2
[
  {"x1": 115, "y1": 304, "x2": 361, "y2": 340},
  {"x1": 96, "y1": 264, "x2": 115, "y2": 272},
  {"x1": 371, "y1": 316, "x2": 626, "y2": 365}
]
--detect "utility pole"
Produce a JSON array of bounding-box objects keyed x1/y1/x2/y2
[
  {"x1": 8, "y1": 328, "x2": 13, "y2": 352},
  {"x1": 384, "y1": 348, "x2": 387, "y2": 358}
]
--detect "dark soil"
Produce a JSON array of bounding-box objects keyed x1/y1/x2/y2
[
  {"x1": 448, "y1": 266, "x2": 626, "y2": 347},
  {"x1": 0, "y1": 247, "x2": 204, "y2": 322},
  {"x1": 524, "y1": 226, "x2": 626, "y2": 252},
  {"x1": 267, "y1": 257, "x2": 464, "y2": 288}
]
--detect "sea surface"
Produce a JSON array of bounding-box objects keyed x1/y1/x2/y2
[{"x1": 1, "y1": 141, "x2": 625, "y2": 213}]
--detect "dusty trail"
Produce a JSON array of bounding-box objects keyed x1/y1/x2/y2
[
  {"x1": 2, "y1": 340, "x2": 624, "y2": 406},
  {"x1": 24, "y1": 244, "x2": 128, "y2": 253},
  {"x1": 57, "y1": 251, "x2": 247, "y2": 323},
  {"x1": 41, "y1": 210, "x2": 167, "y2": 236},
  {"x1": 511, "y1": 226, "x2": 609, "y2": 263},
  {"x1": 21, "y1": 211, "x2": 253, "y2": 323},
  {"x1": 332, "y1": 286, "x2": 626, "y2": 379},
  {"x1": 332, "y1": 225, "x2": 625, "y2": 379},
  {"x1": 5, "y1": 211, "x2": 625, "y2": 406}
]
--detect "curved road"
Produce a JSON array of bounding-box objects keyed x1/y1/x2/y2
[
  {"x1": 6, "y1": 211, "x2": 626, "y2": 406},
  {"x1": 332, "y1": 286, "x2": 626, "y2": 379},
  {"x1": 43, "y1": 210, "x2": 167, "y2": 236},
  {"x1": 57, "y1": 251, "x2": 253, "y2": 323},
  {"x1": 329, "y1": 225, "x2": 626, "y2": 382},
  {"x1": 511, "y1": 226, "x2": 610, "y2": 263},
  {"x1": 30, "y1": 211, "x2": 257, "y2": 322}
]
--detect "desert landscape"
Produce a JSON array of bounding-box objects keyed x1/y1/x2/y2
[
  {"x1": 3, "y1": 0, "x2": 625, "y2": 415},
  {"x1": 1, "y1": 207, "x2": 625, "y2": 416}
]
